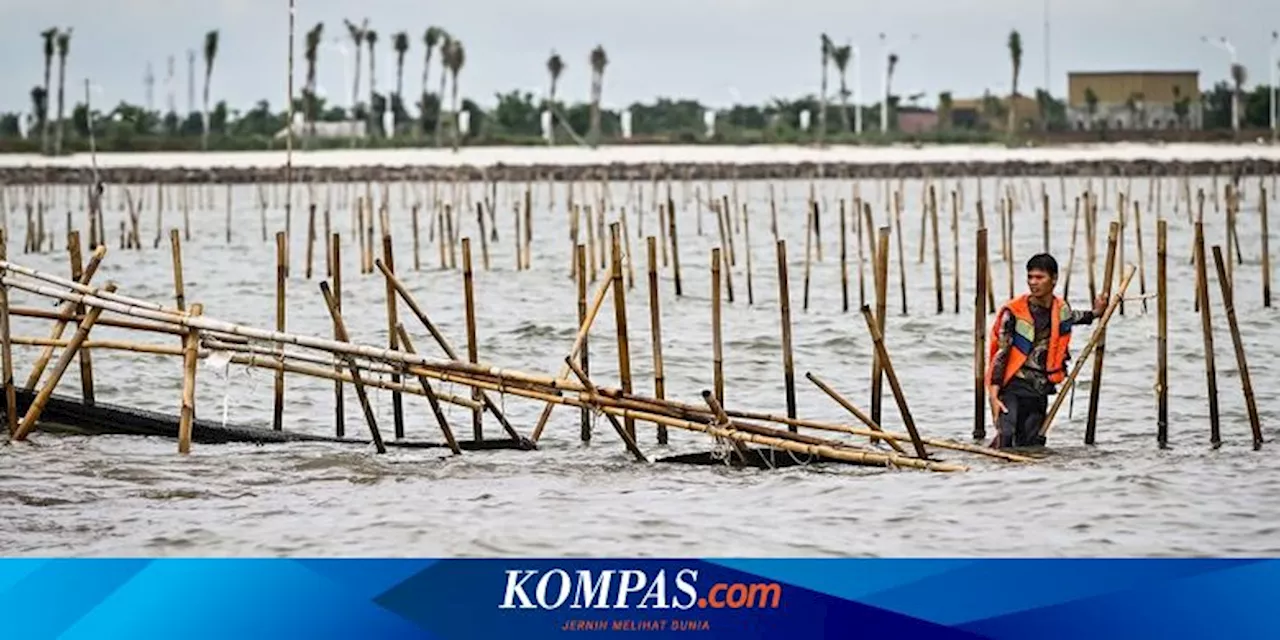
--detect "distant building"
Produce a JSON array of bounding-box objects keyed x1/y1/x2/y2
[
  {"x1": 896, "y1": 107, "x2": 939, "y2": 134},
  {"x1": 946, "y1": 95, "x2": 1041, "y2": 131},
  {"x1": 1066, "y1": 71, "x2": 1201, "y2": 131},
  {"x1": 275, "y1": 120, "x2": 367, "y2": 139}
]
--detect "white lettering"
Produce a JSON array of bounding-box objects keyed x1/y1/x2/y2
[
  {"x1": 570, "y1": 570, "x2": 615, "y2": 609},
  {"x1": 500, "y1": 570, "x2": 538, "y2": 609},
  {"x1": 535, "y1": 569, "x2": 571, "y2": 609},
  {"x1": 613, "y1": 570, "x2": 648, "y2": 609},
  {"x1": 671, "y1": 569, "x2": 699, "y2": 610},
  {"x1": 637, "y1": 569, "x2": 669, "y2": 609}
]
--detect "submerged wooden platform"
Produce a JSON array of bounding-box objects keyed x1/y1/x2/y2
[{"x1": 1, "y1": 389, "x2": 533, "y2": 451}]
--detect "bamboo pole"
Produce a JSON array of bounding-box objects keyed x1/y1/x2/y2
[
  {"x1": 305, "y1": 204, "x2": 317, "y2": 279},
  {"x1": 1194, "y1": 221, "x2": 1220, "y2": 446},
  {"x1": 64, "y1": 232, "x2": 95, "y2": 407},
  {"x1": 802, "y1": 202, "x2": 813, "y2": 311},
  {"x1": 952, "y1": 189, "x2": 961, "y2": 314},
  {"x1": 169, "y1": 229, "x2": 186, "y2": 312},
  {"x1": 1134, "y1": 201, "x2": 1148, "y2": 313},
  {"x1": 1156, "y1": 220, "x2": 1168, "y2": 448},
  {"x1": 931, "y1": 186, "x2": 943, "y2": 314},
  {"x1": 332, "y1": 233, "x2": 345, "y2": 437},
  {"x1": 567, "y1": 357, "x2": 647, "y2": 462},
  {"x1": 645, "y1": 237, "x2": 668, "y2": 445},
  {"x1": 806, "y1": 372, "x2": 907, "y2": 456},
  {"x1": 1211, "y1": 245, "x2": 1262, "y2": 450},
  {"x1": 375, "y1": 259, "x2": 525, "y2": 444},
  {"x1": 273, "y1": 231, "x2": 287, "y2": 431},
  {"x1": 1039, "y1": 265, "x2": 1137, "y2": 439},
  {"x1": 1263, "y1": 188, "x2": 1272, "y2": 308},
  {"x1": 11, "y1": 282, "x2": 119, "y2": 441},
  {"x1": 0, "y1": 231, "x2": 14, "y2": 436},
  {"x1": 893, "y1": 198, "x2": 907, "y2": 315},
  {"x1": 776, "y1": 240, "x2": 797, "y2": 430},
  {"x1": 716, "y1": 206, "x2": 735, "y2": 304},
  {"x1": 840, "y1": 199, "x2": 849, "y2": 312},
  {"x1": 610, "y1": 223, "x2": 635, "y2": 441},
  {"x1": 394, "y1": 325, "x2": 462, "y2": 454},
  {"x1": 22, "y1": 246, "x2": 108, "y2": 391},
  {"x1": 667, "y1": 196, "x2": 683, "y2": 296},
  {"x1": 577, "y1": 244, "x2": 591, "y2": 441},
  {"x1": 701, "y1": 389, "x2": 752, "y2": 465},
  {"x1": 1063, "y1": 196, "x2": 1081, "y2": 299},
  {"x1": 1042, "y1": 190, "x2": 1050, "y2": 253},
  {"x1": 318, "y1": 281, "x2": 387, "y2": 454},
  {"x1": 1083, "y1": 222, "x2": 1120, "y2": 445},
  {"x1": 871, "y1": 226, "x2": 889, "y2": 430},
  {"x1": 476, "y1": 203, "x2": 491, "y2": 272},
  {"x1": 462, "y1": 238, "x2": 482, "y2": 441},
  {"x1": 974, "y1": 227, "x2": 989, "y2": 441},
  {"x1": 383, "y1": 233, "x2": 405, "y2": 440},
  {"x1": 859, "y1": 305, "x2": 928, "y2": 459},
  {"x1": 178, "y1": 303, "x2": 203, "y2": 454},
  {"x1": 743, "y1": 203, "x2": 754, "y2": 305},
  {"x1": 711, "y1": 248, "x2": 725, "y2": 405}
]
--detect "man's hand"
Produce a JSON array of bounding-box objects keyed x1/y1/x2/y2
[
  {"x1": 988, "y1": 385, "x2": 1007, "y2": 416},
  {"x1": 1092, "y1": 294, "x2": 1107, "y2": 317}
]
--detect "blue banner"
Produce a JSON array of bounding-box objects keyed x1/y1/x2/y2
[{"x1": 1, "y1": 558, "x2": 1276, "y2": 639}]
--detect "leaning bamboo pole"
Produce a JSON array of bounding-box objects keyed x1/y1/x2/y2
[
  {"x1": 859, "y1": 305, "x2": 928, "y2": 459},
  {"x1": 22, "y1": 245, "x2": 109, "y2": 391},
  {"x1": 1211, "y1": 245, "x2": 1263, "y2": 450},
  {"x1": 1084, "y1": 222, "x2": 1120, "y2": 445},
  {"x1": 12, "y1": 282, "x2": 119, "y2": 441},
  {"x1": 1194, "y1": 221, "x2": 1220, "y2": 447},
  {"x1": 319, "y1": 281, "x2": 387, "y2": 454}
]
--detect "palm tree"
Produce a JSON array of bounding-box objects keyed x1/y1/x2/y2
[
  {"x1": 365, "y1": 29, "x2": 379, "y2": 137},
  {"x1": 443, "y1": 38, "x2": 465, "y2": 151},
  {"x1": 40, "y1": 29, "x2": 56, "y2": 155},
  {"x1": 30, "y1": 87, "x2": 48, "y2": 142},
  {"x1": 392, "y1": 31, "x2": 409, "y2": 137},
  {"x1": 344, "y1": 19, "x2": 366, "y2": 118},
  {"x1": 818, "y1": 34, "x2": 833, "y2": 143},
  {"x1": 1084, "y1": 87, "x2": 1099, "y2": 130},
  {"x1": 831, "y1": 43, "x2": 852, "y2": 133},
  {"x1": 1230, "y1": 63, "x2": 1246, "y2": 135},
  {"x1": 53, "y1": 29, "x2": 71, "y2": 155},
  {"x1": 1172, "y1": 85, "x2": 1189, "y2": 129},
  {"x1": 421, "y1": 26, "x2": 445, "y2": 137},
  {"x1": 304, "y1": 22, "x2": 324, "y2": 138},
  {"x1": 588, "y1": 45, "x2": 608, "y2": 147},
  {"x1": 202, "y1": 29, "x2": 219, "y2": 150},
  {"x1": 433, "y1": 34, "x2": 452, "y2": 147},
  {"x1": 546, "y1": 51, "x2": 564, "y2": 145},
  {"x1": 884, "y1": 53, "x2": 899, "y2": 131},
  {"x1": 1007, "y1": 30, "x2": 1022, "y2": 135}
]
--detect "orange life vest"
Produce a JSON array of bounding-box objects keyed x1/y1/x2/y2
[{"x1": 985, "y1": 294, "x2": 1073, "y2": 387}]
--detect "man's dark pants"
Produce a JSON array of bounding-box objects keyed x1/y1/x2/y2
[{"x1": 996, "y1": 390, "x2": 1048, "y2": 448}]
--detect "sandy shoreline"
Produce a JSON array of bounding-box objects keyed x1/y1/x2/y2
[{"x1": 2, "y1": 143, "x2": 1278, "y2": 183}]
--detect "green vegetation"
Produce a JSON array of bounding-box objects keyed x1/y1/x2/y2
[{"x1": 3, "y1": 21, "x2": 1278, "y2": 155}]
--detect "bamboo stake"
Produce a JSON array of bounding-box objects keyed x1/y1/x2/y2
[
  {"x1": 332, "y1": 233, "x2": 345, "y2": 438},
  {"x1": 871, "y1": 226, "x2": 889, "y2": 430},
  {"x1": 803, "y1": 202, "x2": 813, "y2": 311},
  {"x1": 1039, "y1": 265, "x2": 1137, "y2": 438},
  {"x1": 840, "y1": 199, "x2": 849, "y2": 312},
  {"x1": 1263, "y1": 188, "x2": 1272, "y2": 308},
  {"x1": 1194, "y1": 221, "x2": 1220, "y2": 446},
  {"x1": 169, "y1": 229, "x2": 186, "y2": 312},
  {"x1": 394, "y1": 325, "x2": 462, "y2": 454},
  {"x1": 318, "y1": 281, "x2": 387, "y2": 454},
  {"x1": 462, "y1": 238, "x2": 482, "y2": 441},
  {"x1": 893, "y1": 198, "x2": 907, "y2": 315},
  {"x1": 701, "y1": 389, "x2": 752, "y2": 465},
  {"x1": 608, "y1": 224, "x2": 636, "y2": 441},
  {"x1": 974, "y1": 227, "x2": 989, "y2": 441},
  {"x1": 645, "y1": 237, "x2": 668, "y2": 445},
  {"x1": 66, "y1": 232, "x2": 95, "y2": 407},
  {"x1": 476, "y1": 203, "x2": 491, "y2": 272},
  {"x1": 305, "y1": 204, "x2": 317, "y2": 279},
  {"x1": 383, "y1": 233, "x2": 405, "y2": 440},
  {"x1": 715, "y1": 205, "x2": 735, "y2": 303},
  {"x1": 0, "y1": 231, "x2": 14, "y2": 436},
  {"x1": 743, "y1": 203, "x2": 754, "y2": 305},
  {"x1": 178, "y1": 303, "x2": 203, "y2": 454},
  {"x1": 621, "y1": 207, "x2": 635, "y2": 289},
  {"x1": 1156, "y1": 220, "x2": 1168, "y2": 448},
  {"x1": 859, "y1": 305, "x2": 928, "y2": 459},
  {"x1": 1063, "y1": 196, "x2": 1081, "y2": 299},
  {"x1": 1084, "y1": 221, "x2": 1119, "y2": 445},
  {"x1": 776, "y1": 240, "x2": 797, "y2": 430},
  {"x1": 806, "y1": 372, "x2": 907, "y2": 456},
  {"x1": 567, "y1": 357, "x2": 647, "y2": 462},
  {"x1": 272, "y1": 232, "x2": 288, "y2": 431},
  {"x1": 1133, "y1": 201, "x2": 1148, "y2": 313},
  {"x1": 931, "y1": 186, "x2": 943, "y2": 314},
  {"x1": 711, "y1": 248, "x2": 724, "y2": 404},
  {"x1": 577, "y1": 245, "x2": 591, "y2": 441},
  {"x1": 22, "y1": 246, "x2": 108, "y2": 391},
  {"x1": 951, "y1": 189, "x2": 960, "y2": 314},
  {"x1": 1042, "y1": 190, "x2": 1050, "y2": 253},
  {"x1": 667, "y1": 195, "x2": 683, "y2": 297},
  {"x1": 856, "y1": 199, "x2": 866, "y2": 308},
  {"x1": 375, "y1": 260, "x2": 525, "y2": 444},
  {"x1": 1211, "y1": 246, "x2": 1262, "y2": 450},
  {"x1": 11, "y1": 282, "x2": 119, "y2": 441}
]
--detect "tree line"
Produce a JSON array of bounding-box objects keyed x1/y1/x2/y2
[{"x1": 4, "y1": 25, "x2": 1277, "y2": 153}]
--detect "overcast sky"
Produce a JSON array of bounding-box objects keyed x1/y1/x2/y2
[{"x1": 1, "y1": 0, "x2": 1277, "y2": 115}]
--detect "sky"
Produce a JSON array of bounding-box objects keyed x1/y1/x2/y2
[{"x1": 1, "y1": 0, "x2": 1277, "y2": 116}]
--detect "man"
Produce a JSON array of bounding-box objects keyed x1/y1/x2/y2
[{"x1": 985, "y1": 254, "x2": 1107, "y2": 448}]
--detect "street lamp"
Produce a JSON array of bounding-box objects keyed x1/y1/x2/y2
[
  {"x1": 879, "y1": 32, "x2": 918, "y2": 133},
  {"x1": 1202, "y1": 36, "x2": 1239, "y2": 133},
  {"x1": 1270, "y1": 31, "x2": 1278, "y2": 142}
]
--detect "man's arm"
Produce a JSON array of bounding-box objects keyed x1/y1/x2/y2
[
  {"x1": 1067, "y1": 294, "x2": 1109, "y2": 325},
  {"x1": 988, "y1": 310, "x2": 1015, "y2": 385}
]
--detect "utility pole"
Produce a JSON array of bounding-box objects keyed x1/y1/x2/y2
[
  {"x1": 187, "y1": 49, "x2": 196, "y2": 116},
  {"x1": 1044, "y1": 0, "x2": 1051, "y2": 98},
  {"x1": 166, "y1": 54, "x2": 176, "y2": 116}
]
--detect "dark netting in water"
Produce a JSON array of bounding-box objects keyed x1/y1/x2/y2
[{"x1": 2, "y1": 389, "x2": 528, "y2": 451}]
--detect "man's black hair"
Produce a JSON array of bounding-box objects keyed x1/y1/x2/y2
[{"x1": 1026, "y1": 253, "x2": 1058, "y2": 278}]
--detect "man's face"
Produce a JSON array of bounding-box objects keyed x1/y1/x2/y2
[{"x1": 1026, "y1": 268, "x2": 1056, "y2": 298}]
